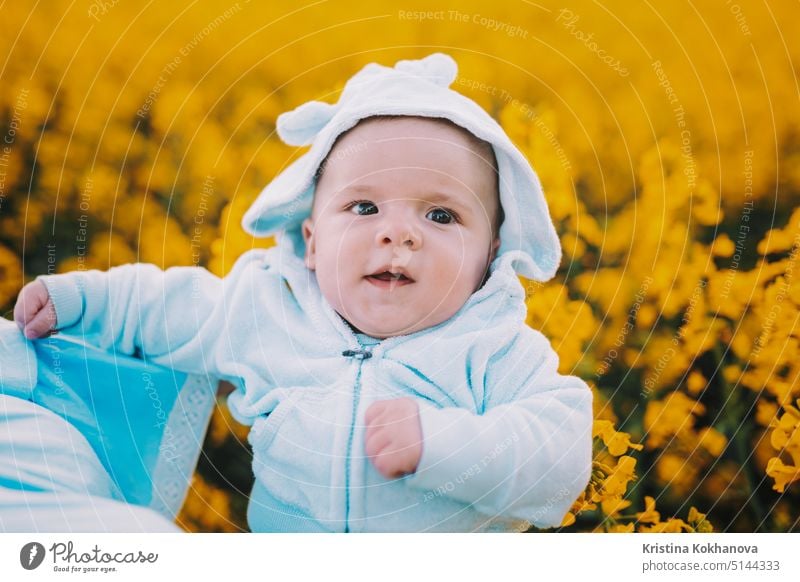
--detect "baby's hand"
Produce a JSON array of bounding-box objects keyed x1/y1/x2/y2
[
  {"x1": 364, "y1": 397, "x2": 423, "y2": 479},
  {"x1": 13, "y1": 280, "x2": 57, "y2": 339}
]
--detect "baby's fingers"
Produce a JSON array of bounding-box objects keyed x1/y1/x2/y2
[
  {"x1": 14, "y1": 281, "x2": 54, "y2": 338},
  {"x1": 364, "y1": 427, "x2": 392, "y2": 459},
  {"x1": 364, "y1": 401, "x2": 388, "y2": 426},
  {"x1": 14, "y1": 291, "x2": 56, "y2": 339},
  {"x1": 14, "y1": 291, "x2": 38, "y2": 330},
  {"x1": 21, "y1": 299, "x2": 57, "y2": 339}
]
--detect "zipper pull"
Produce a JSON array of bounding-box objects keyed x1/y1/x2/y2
[{"x1": 342, "y1": 348, "x2": 372, "y2": 360}]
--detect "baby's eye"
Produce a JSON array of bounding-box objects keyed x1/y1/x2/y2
[
  {"x1": 426, "y1": 207, "x2": 457, "y2": 224},
  {"x1": 348, "y1": 201, "x2": 378, "y2": 215}
]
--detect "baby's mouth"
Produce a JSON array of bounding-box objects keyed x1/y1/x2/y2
[{"x1": 365, "y1": 271, "x2": 415, "y2": 288}]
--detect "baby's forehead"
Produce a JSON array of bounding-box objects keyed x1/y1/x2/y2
[
  {"x1": 320, "y1": 117, "x2": 498, "y2": 186},
  {"x1": 333, "y1": 116, "x2": 492, "y2": 155}
]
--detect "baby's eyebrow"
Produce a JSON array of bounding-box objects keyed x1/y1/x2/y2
[
  {"x1": 424, "y1": 191, "x2": 464, "y2": 206},
  {"x1": 331, "y1": 184, "x2": 381, "y2": 200},
  {"x1": 417, "y1": 191, "x2": 478, "y2": 216},
  {"x1": 337, "y1": 184, "x2": 374, "y2": 196}
]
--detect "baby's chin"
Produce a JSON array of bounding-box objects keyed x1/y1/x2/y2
[{"x1": 341, "y1": 311, "x2": 453, "y2": 339}]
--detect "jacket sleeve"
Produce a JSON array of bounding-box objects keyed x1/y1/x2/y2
[
  {"x1": 37, "y1": 263, "x2": 223, "y2": 374},
  {"x1": 404, "y1": 326, "x2": 593, "y2": 528}
]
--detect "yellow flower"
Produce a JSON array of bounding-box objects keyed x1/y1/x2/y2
[
  {"x1": 601, "y1": 498, "x2": 632, "y2": 517},
  {"x1": 571, "y1": 494, "x2": 598, "y2": 514},
  {"x1": 561, "y1": 512, "x2": 576, "y2": 527},
  {"x1": 645, "y1": 392, "x2": 705, "y2": 449},
  {"x1": 723, "y1": 364, "x2": 743, "y2": 384},
  {"x1": 757, "y1": 228, "x2": 798, "y2": 255},
  {"x1": 177, "y1": 475, "x2": 238, "y2": 532},
  {"x1": 602, "y1": 456, "x2": 637, "y2": 498},
  {"x1": 766, "y1": 458, "x2": 800, "y2": 493},
  {"x1": 691, "y1": 181, "x2": 723, "y2": 226},
  {"x1": 637, "y1": 303, "x2": 657, "y2": 328},
  {"x1": 686, "y1": 370, "x2": 706, "y2": 394},
  {"x1": 754, "y1": 432, "x2": 778, "y2": 472},
  {"x1": 711, "y1": 233, "x2": 735, "y2": 257},
  {"x1": 655, "y1": 453, "x2": 697, "y2": 495},
  {"x1": 561, "y1": 232, "x2": 586, "y2": 262},
  {"x1": 756, "y1": 400, "x2": 779, "y2": 427},
  {"x1": 687, "y1": 507, "x2": 714, "y2": 532},
  {"x1": 698, "y1": 427, "x2": 727, "y2": 457},
  {"x1": 594, "y1": 420, "x2": 644, "y2": 456},
  {"x1": 769, "y1": 402, "x2": 800, "y2": 465},
  {"x1": 635, "y1": 496, "x2": 660, "y2": 525}
]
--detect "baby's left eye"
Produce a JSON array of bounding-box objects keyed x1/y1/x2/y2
[{"x1": 426, "y1": 207, "x2": 456, "y2": 224}]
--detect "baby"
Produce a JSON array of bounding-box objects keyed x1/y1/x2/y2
[{"x1": 14, "y1": 54, "x2": 592, "y2": 532}]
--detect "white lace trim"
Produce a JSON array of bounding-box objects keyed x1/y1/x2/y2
[{"x1": 148, "y1": 375, "x2": 215, "y2": 518}]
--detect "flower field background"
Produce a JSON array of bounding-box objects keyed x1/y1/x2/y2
[{"x1": 1, "y1": 0, "x2": 798, "y2": 532}]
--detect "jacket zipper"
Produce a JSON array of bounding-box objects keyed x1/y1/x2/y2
[{"x1": 342, "y1": 347, "x2": 372, "y2": 533}]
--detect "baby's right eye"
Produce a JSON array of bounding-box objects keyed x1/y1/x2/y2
[{"x1": 348, "y1": 201, "x2": 378, "y2": 215}]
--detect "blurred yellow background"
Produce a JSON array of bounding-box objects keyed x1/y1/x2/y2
[{"x1": 1, "y1": 0, "x2": 798, "y2": 532}]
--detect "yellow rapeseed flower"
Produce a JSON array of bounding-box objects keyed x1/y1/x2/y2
[
  {"x1": 602, "y1": 456, "x2": 637, "y2": 498},
  {"x1": 697, "y1": 427, "x2": 728, "y2": 457},
  {"x1": 645, "y1": 392, "x2": 705, "y2": 449},
  {"x1": 766, "y1": 458, "x2": 800, "y2": 493},
  {"x1": 687, "y1": 507, "x2": 714, "y2": 533},
  {"x1": 594, "y1": 420, "x2": 644, "y2": 456},
  {"x1": 686, "y1": 370, "x2": 706, "y2": 394},
  {"x1": 635, "y1": 496, "x2": 660, "y2": 525},
  {"x1": 711, "y1": 234, "x2": 735, "y2": 258}
]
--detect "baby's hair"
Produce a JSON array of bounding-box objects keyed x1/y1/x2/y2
[{"x1": 315, "y1": 115, "x2": 504, "y2": 237}]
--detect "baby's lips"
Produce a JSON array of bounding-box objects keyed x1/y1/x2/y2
[
  {"x1": 365, "y1": 266, "x2": 416, "y2": 282},
  {"x1": 366, "y1": 272, "x2": 415, "y2": 286}
]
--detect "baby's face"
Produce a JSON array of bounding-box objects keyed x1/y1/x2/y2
[{"x1": 302, "y1": 117, "x2": 500, "y2": 339}]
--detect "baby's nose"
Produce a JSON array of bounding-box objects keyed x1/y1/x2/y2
[{"x1": 375, "y1": 215, "x2": 422, "y2": 250}]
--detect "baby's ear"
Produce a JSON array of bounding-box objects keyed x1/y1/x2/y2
[{"x1": 301, "y1": 218, "x2": 316, "y2": 270}]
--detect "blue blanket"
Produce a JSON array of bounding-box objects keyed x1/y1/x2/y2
[{"x1": 0, "y1": 318, "x2": 215, "y2": 532}]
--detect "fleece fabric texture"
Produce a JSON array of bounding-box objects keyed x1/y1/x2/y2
[{"x1": 37, "y1": 245, "x2": 592, "y2": 532}]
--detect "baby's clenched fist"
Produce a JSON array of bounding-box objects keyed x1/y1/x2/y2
[
  {"x1": 364, "y1": 397, "x2": 423, "y2": 479},
  {"x1": 13, "y1": 280, "x2": 57, "y2": 339}
]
